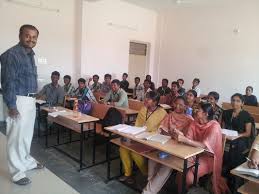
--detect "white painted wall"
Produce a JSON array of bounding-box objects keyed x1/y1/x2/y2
[
  {"x1": 156, "y1": 0, "x2": 259, "y2": 102},
  {"x1": 81, "y1": 0, "x2": 157, "y2": 83},
  {"x1": 0, "y1": 0, "x2": 81, "y2": 89}
]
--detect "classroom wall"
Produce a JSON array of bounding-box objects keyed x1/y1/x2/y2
[
  {"x1": 81, "y1": 0, "x2": 157, "y2": 83},
  {"x1": 0, "y1": 0, "x2": 81, "y2": 89},
  {"x1": 155, "y1": 0, "x2": 259, "y2": 102}
]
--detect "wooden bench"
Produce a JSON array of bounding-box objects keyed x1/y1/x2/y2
[
  {"x1": 237, "y1": 181, "x2": 259, "y2": 194},
  {"x1": 222, "y1": 102, "x2": 259, "y2": 114},
  {"x1": 128, "y1": 99, "x2": 144, "y2": 111}
]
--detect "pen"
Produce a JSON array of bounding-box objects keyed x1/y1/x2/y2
[{"x1": 246, "y1": 157, "x2": 259, "y2": 170}]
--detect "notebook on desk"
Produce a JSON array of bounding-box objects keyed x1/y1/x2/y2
[
  {"x1": 107, "y1": 124, "x2": 146, "y2": 135},
  {"x1": 234, "y1": 162, "x2": 259, "y2": 178},
  {"x1": 135, "y1": 132, "x2": 171, "y2": 144},
  {"x1": 222, "y1": 129, "x2": 238, "y2": 137}
]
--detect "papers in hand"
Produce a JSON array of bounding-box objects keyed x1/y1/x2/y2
[
  {"x1": 48, "y1": 110, "x2": 72, "y2": 118},
  {"x1": 136, "y1": 132, "x2": 171, "y2": 144},
  {"x1": 222, "y1": 129, "x2": 238, "y2": 137},
  {"x1": 36, "y1": 99, "x2": 46, "y2": 105},
  {"x1": 234, "y1": 162, "x2": 259, "y2": 178},
  {"x1": 107, "y1": 124, "x2": 146, "y2": 135}
]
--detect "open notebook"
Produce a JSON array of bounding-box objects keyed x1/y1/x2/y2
[
  {"x1": 234, "y1": 162, "x2": 259, "y2": 178},
  {"x1": 221, "y1": 129, "x2": 238, "y2": 137},
  {"x1": 107, "y1": 124, "x2": 146, "y2": 135},
  {"x1": 135, "y1": 132, "x2": 171, "y2": 144}
]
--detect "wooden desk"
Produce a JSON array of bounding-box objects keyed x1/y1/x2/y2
[
  {"x1": 45, "y1": 106, "x2": 100, "y2": 171},
  {"x1": 105, "y1": 127, "x2": 204, "y2": 194},
  {"x1": 237, "y1": 181, "x2": 259, "y2": 194},
  {"x1": 36, "y1": 101, "x2": 47, "y2": 137}
]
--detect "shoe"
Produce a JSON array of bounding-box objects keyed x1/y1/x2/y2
[
  {"x1": 126, "y1": 177, "x2": 134, "y2": 184},
  {"x1": 33, "y1": 163, "x2": 45, "y2": 170},
  {"x1": 119, "y1": 175, "x2": 129, "y2": 182},
  {"x1": 13, "y1": 177, "x2": 31, "y2": 186}
]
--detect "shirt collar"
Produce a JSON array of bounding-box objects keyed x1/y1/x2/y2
[{"x1": 17, "y1": 43, "x2": 35, "y2": 56}]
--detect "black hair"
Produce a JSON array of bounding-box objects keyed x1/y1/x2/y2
[
  {"x1": 104, "y1": 74, "x2": 112, "y2": 79},
  {"x1": 93, "y1": 74, "x2": 99, "y2": 79},
  {"x1": 246, "y1": 86, "x2": 253, "y2": 92},
  {"x1": 123, "y1": 73, "x2": 128, "y2": 77},
  {"x1": 51, "y1": 71, "x2": 60, "y2": 77},
  {"x1": 135, "y1": 77, "x2": 140, "y2": 81},
  {"x1": 193, "y1": 78, "x2": 200, "y2": 84},
  {"x1": 208, "y1": 91, "x2": 220, "y2": 101},
  {"x1": 177, "y1": 78, "x2": 184, "y2": 84},
  {"x1": 63, "y1": 75, "x2": 71, "y2": 80},
  {"x1": 111, "y1": 79, "x2": 121, "y2": 85},
  {"x1": 78, "y1": 78, "x2": 86, "y2": 84},
  {"x1": 144, "y1": 79, "x2": 151, "y2": 85},
  {"x1": 187, "y1": 89, "x2": 198, "y2": 98},
  {"x1": 171, "y1": 81, "x2": 180, "y2": 88},
  {"x1": 146, "y1": 75, "x2": 151, "y2": 79},
  {"x1": 162, "y1": 78, "x2": 168, "y2": 84},
  {"x1": 174, "y1": 96, "x2": 186, "y2": 103},
  {"x1": 146, "y1": 91, "x2": 160, "y2": 106},
  {"x1": 19, "y1": 24, "x2": 39, "y2": 36},
  {"x1": 231, "y1": 93, "x2": 245, "y2": 103},
  {"x1": 199, "y1": 102, "x2": 214, "y2": 121}
]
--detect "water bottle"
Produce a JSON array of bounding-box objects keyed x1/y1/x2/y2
[{"x1": 186, "y1": 107, "x2": 193, "y2": 116}]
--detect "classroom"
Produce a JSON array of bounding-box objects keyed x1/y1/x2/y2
[{"x1": 0, "y1": 0, "x2": 259, "y2": 194}]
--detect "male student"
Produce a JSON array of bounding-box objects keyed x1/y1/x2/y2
[
  {"x1": 37, "y1": 71, "x2": 65, "y2": 106},
  {"x1": 89, "y1": 74, "x2": 102, "y2": 93},
  {"x1": 62, "y1": 75, "x2": 75, "y2": 96},
  {"x1": 73, "y1": 78, "x2": 97, "y2": 102},
  {"x1": 133, "y1": 77, "x2": 144, "y2": 100},
  {"x1": 146, "y1": 75, "x2": 155, "y2": 90},
  {"x1": 0, "y1": 24, "x2": 44, "y2": 185},
  {"x1": 177, "y1": 78, "x2": 185, "y2": 96},
  {"x1": 157, "y1": 79, "x2": 171, "y2": 96},
  {"x1": 120, "y1": 73, "x2": 129, "y2": 92},
  {"x1": 191, "y1": 78, "x2": 201, "y2": 97},
  {"x1": 103, "y1": 79, "x2": 128, "y2": 107},
  {"x1": 100, "y1": 74, "x2": 112, "y2": 94}
]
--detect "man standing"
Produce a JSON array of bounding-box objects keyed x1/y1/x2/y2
[{"x1": 0, "y1": 25, "x2": 44, "y2": 185}]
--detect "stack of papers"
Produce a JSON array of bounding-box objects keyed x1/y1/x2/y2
[
  {"x1": 234, "y1": 162, "x2": 259, "y2": 178},
  {"x1": 159, "y1": 104, "x2": 172, "y2": 109},
  {"x1": 48, "y1": 110, "x2": 72, "y2": 118},
  {"x1": 107, "y1": 124, "x2": 146, "y2": 135},
  {"x1": 136, "y1": 132, "x2": 171, "y2": 144},
  {"x1": 222, "y1": 129, "x2": 238, "y2": 137},
  {"x1": 36, "y1": 99, "x2": 46, "y2": 105}
]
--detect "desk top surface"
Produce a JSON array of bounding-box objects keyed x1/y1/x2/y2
[{"x1": 105, "y1": 127, "x2": 204, "y2": 159}]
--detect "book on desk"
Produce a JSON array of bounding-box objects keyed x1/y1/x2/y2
[{"x1": 234, "y1": 162, "x2": 259, "y2": 178}]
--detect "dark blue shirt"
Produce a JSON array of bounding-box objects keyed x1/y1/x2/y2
[{"x1": 0, "y1": 43, "x2": 38, "y2": 109}]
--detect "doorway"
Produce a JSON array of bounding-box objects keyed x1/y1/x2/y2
[{"x1": 128, "y1": 41, "x2": 150, "y2": 88}]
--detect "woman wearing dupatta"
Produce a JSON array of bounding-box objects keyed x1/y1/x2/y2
[
  {"x1": 142, "y1": 96, "x2": 193, "y2": 194},
  {"x1": 176, "y1": 103, "x2": 229, "y2": 194}
]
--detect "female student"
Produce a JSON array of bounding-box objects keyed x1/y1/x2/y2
[
  {"x1": 185, "y1": 90, "x2": 199, "y2": 116},
  {"x1": 143, "y1": 96, "x2": 193, "y2": 194},
  {"x1": 175, "y1": 103, "x2": 229, "y2": 194},
  {"x1": 221, "y1": 93, "x2": 254, "y2": 169},
  {"x1": 248, "y1": 135, "x2": 259, "y2": 169},
  {"x1": 119, "y1": 91, "x2": 167, "y2": 184}
]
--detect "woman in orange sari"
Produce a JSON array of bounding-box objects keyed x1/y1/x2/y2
[
  {"x1": 176, "y1": 103, "x2": 229, "y2": 194},
  {"x1": 142, "y1": 96, "x2": 193, "y2": 194}
]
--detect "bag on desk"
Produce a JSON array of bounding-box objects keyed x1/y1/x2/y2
[
  {"x1": 102, "y1": 107, "x2": 123, "y2": 127},
  {"x1": 78, "y1": 100, "x2": 92, "y2": 115}
]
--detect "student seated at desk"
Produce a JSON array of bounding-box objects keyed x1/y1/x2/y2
[
  {"x1": 207, "y1": 91, "x2": 223, "y2": 122},
  {"x1": 37, "y1": 71, "x2": 64, "y2": 106},
  {"x1": 190, "y1": 78, "x2": 201, "y2": 97},
  {"x1": 100, "y1": 74, "x2": 112, "y2": 94},
  {"x1": 157, "y1": 79, "x2": 171, "y2": 96},
  {"x1": 248, "y1": 135, "x2": 259, "y2": 169},
  {"x1": 221, "y1": 93, "x2": 254, "y2": 169},
  {"x1": 243, "y1": 86, "x2": 258, "y2": 107},
  {"x1": 120, "y1": 73, "x2": 129, "y2": 92},
  {"x1": 133, "y1": 77, "x2": 144, "y2": 100},
  {"x1": 185, "y1": 90, "x2": 199, "y2": 115},
  {"x1": 89, "y1": 74, "x2": 102, "y2": 93},
  {"x1": 136, "y1": 79, "x2": 152, "y2": 101},
  {"x1": 103, "y1": 79, "x2": 128, "y2": 107},
  {"x1": 177, "y1": 78, "x2": 186, "y2": 96},
  {"x1": 146, "y1": 75, "x2": 155, "y2": 91},
  {"x1": 165, "y1": 81, "x2": 180, "y2": 108},
  {"x1": 143, "y1": 96, "x2": 193, "y2": 194},
  {"x1": 174, "y1": 103, "x2": 229, "y2": 194},
  {"x1": 119, "y1": 91, "x2": 167, "y2": 184},
  {"x1": 73, "y1": 78, "x2": 97, "y2": 102},
  {"x1": 62, "y1": 75, "x2": 75, "y2": 96}
]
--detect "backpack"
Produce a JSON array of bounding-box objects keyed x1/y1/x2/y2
[{"x1": 101, "y1": 107, "x2": 123, "y2": 127}]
